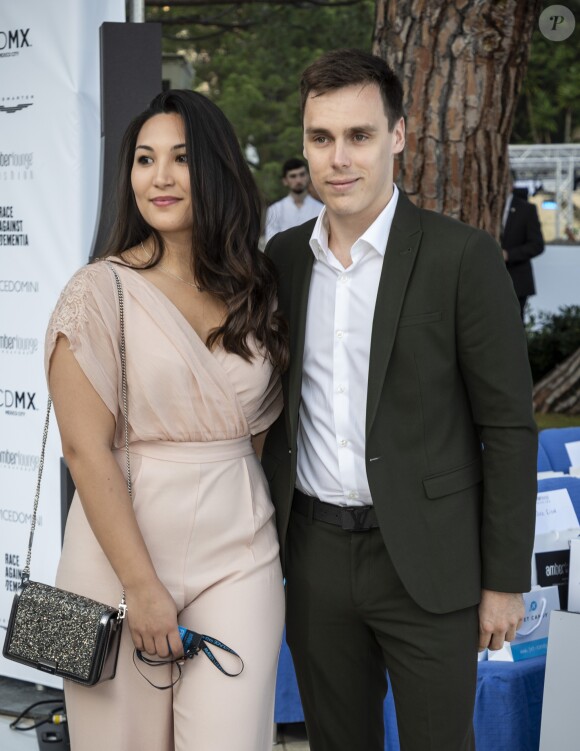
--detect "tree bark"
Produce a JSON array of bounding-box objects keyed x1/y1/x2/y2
[
  {"x1": 533, "y1": 347, "x2": 580, "y2": 415},
  {"x1": 146, "y1": 0, "x2": 360, "y2": 6},
  {"x1": 372, "y1": 0, "x2": 541, "y2": 238}
]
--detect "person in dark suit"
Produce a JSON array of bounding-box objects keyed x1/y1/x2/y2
[
  {"x1": 262, "y1": 49, "x2": 537, "y2": 751},
  {"x1": 501, "y1": 176, "x2": 545, "y2": 318}
]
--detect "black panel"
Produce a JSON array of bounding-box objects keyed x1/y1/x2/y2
[
  {"x1": 60, "y1": 458, "x2": 76, "y2": 544},
  {"x1": 89, "y1": 22, "x2": 162, "y2": 260}
]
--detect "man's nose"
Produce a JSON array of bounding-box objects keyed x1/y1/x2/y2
[{"x1": 331, "y1": 140, "x2": 351, "y2": 168}]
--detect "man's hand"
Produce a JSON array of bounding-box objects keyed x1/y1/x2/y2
[{"x1": 478, "y1": 589, "x2": 524, "y2": 651}]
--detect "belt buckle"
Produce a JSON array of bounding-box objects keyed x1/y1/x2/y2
[{"x1": 341, "y1": 506, "x2": 372, "y2": 532}]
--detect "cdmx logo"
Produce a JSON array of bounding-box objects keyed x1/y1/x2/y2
[
  {"x1": 0, "y1": 389, "x2": 37, "y2": 415},
  {"x1": 0, "y1": 29, "x2": 31, "y2": 61},
  {"x1": 0, "y1": 29, "x2": 30, "y2": 51}
]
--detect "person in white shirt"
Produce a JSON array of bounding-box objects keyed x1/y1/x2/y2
[
  {"x1": 263, "y1": 158, "x2": 323, "y2": 242},
  {"x1": 262, "y1": 49, "x2": 537, "y2": 751}
]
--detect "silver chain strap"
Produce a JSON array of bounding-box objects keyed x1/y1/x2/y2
[
  {"x1": 22, "y1": 396, "x2": 52, "y2": 578},
  {"x1": 107, "y1": 262, "x2": 132, "y2": 504},
  {"x1": 22, "y1": 261, "x2": 132, "y2": 620}
]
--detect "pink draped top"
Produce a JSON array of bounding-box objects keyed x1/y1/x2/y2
[{"x1": 45, "y1": 259, "x2": 282, "y2": 447}]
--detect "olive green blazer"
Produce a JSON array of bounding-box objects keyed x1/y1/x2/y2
[{"x1": 262, "y1": 192, "x2": 538, "y2": 614}]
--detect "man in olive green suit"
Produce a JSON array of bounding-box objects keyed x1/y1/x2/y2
[{"x1": 262, "y1": 49, "x2": 537, "y2": 751}]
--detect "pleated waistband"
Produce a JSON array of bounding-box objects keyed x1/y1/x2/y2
[{"x1": 118, "y1": 435, "x2": 254, "y2": 464}]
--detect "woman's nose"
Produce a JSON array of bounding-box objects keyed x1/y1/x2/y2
[{"x1": 153, "y1": 160, "x2": 175, "y2": 187}]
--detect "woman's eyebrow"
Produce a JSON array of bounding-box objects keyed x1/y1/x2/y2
[{"x1": 134, "y1": 143, "x2": 187, "y2": 152}]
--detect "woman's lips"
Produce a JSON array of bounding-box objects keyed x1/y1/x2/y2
[{"x1": 151, "y1": 197, "x2": 180, "y2": 207}]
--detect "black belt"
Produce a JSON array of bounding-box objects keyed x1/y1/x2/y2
[{"x1": 293, "y1": 489, "x2": 379, "y2": 532}]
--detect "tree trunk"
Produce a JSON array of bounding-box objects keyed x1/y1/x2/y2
[
  {"x1": 533, "y1": 347, "x2": 580, "y2": 415},
  {"x1": 372, "y1": 0, "x2": 541, "y2": 239}
]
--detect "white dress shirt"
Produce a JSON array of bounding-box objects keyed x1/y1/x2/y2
[
  {"x1": 296, "y1": 186, "x2": 399, "y2": 507},
  {"x1": 264, "y1": 194, "x2": 323, "y2": 242},
  {"x1": 502, "y1": 193, "x2": 513, "y2": 233}
]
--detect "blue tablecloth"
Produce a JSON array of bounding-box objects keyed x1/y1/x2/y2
[{"x1": 275, "y1": 633, "x2": 546, "y2": 751}]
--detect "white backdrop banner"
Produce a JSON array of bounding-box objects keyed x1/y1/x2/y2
[{"x1": 0, "y1": 0, "x2": 125, "y2": 685}]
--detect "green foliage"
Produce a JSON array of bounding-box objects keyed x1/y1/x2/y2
[
  {"x1": 536, "y1": 413, "x2": 580, "y2": 429},
  {"x1": 526, "y1": 306, "x2": 580, "y2": 383},
  {"x1": 513, "y1": 2, "x2": 580, "y2": 144},
  {"x1": 149, "y1": 1, "x2": 375, "y2": 202}
]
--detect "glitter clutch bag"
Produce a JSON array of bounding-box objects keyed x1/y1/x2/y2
[
  {"x1": 3, "y1": 580, "x2": 123, "y2": 685},
  {"x1": 2, "y1": 263, "x2": 130, "y2": 685}
]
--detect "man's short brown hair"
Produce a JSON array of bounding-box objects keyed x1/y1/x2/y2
[{"x1": 300, "y1": 48, "x2": 405, "y2": 132}]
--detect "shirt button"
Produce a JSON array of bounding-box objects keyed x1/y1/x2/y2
[
  {"x1": 336, "y1": 330, "x2": 344, "y2": 339},
  {"x1": 348, "y1": 491, "x2": 358, "y2": 500},
  {"x1": 339, "y1": 439, "x2": 347, "y2": 447},
  {"x1": 336, "y1": 385, "x2": 345, "y2": 393},
  {"x1": 339, "y1": 274, "x2": 348, "y2": 284}
]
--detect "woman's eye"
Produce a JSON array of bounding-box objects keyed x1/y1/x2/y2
[
  {"x1": 176, "y1": 153, "x2": 188, "y2": 164},
  {"x1": 136, "y1": 155, "x2": 152, "y2": 165}
]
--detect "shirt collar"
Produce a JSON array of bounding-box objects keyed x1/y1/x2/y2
[
  {"x1": 309, "y1": 185, "x2": 399, "y2": 262},
  {"x1": 502, "y1": 193, "x2": 514, "y2": 231}
]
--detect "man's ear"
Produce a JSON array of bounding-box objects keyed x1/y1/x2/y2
[{"x1": 392, "y1": 117, "x2": 406, "y2": 155}]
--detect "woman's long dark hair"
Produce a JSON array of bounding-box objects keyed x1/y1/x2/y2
[{"x1": 103, "y1": 89, "x2": 288, "y2": 371}]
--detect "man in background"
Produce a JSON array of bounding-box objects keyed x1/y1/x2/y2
[
  {"x1": 502, "y1": 173, "x2": 545, "y2": 319},
  {"x1": 263, "y1": 158, "x2": 323, "y2": 242}
]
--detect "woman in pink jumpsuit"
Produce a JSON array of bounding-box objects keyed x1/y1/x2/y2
[{"x1": 45, "y1": 90, "x2": 288, "y2": 750}]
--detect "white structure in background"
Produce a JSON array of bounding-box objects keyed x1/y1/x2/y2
[{"x1": 509, "y1": 144, "x2": 580, "y2": 239}]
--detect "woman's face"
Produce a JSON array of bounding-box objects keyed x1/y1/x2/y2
[{"x1": 131, "y1": 112, "x2": 193, "y2": 240}]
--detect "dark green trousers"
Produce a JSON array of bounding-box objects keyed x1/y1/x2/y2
[{"x1": 285, "y1": 507, "x2": 479, "y2": 751}]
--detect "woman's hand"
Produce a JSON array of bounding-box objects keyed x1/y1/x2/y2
[{"x1": 125, "y1": 578, "x2": 184, "y2": 659}]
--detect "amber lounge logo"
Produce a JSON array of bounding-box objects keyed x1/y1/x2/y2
[
  {"x1": 0, "y1": 28, "x2": 31, "y2": 59},
  {"x1": 0, "y1": 334, "x2": 38, "y2": 355},
  {"x1": 0, "y1": 448, "x2": 39, "y2": 472}
]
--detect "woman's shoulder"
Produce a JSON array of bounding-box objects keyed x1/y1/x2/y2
[
  {"x1": 64, "y1": 259, "x2": 111, "y2": 287},
  {"x1": 49, "y1": 261, "x2": 117, "y2": 334}
]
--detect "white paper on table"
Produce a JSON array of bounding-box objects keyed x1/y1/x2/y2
[
  {"x1": 565, "y1": 440, "x2": 580, "y2": 466},
  {"x1": 487, "y1": 643, "x2": 513, "y2": 662},
  {"x1": 536, "y1": 489, "x2": 579, "y2": 535}
]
